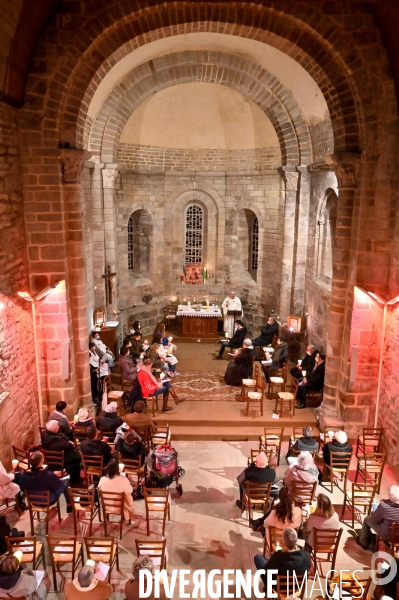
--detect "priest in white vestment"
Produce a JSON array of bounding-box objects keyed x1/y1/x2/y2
[{"x1": 222, "y1": 291, "x2": 242, "y2": 337}]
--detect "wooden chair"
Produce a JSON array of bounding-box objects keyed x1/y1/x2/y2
[
  {"x1": 46, "y1": 534, "x2": 84, "y2": 592},
  {"x1": 275, "y1": 574, "x2": 307, "y2": 600},
  {"x1": 81, "y1": 454, "x2": 104, "y2": 485},
  {"x1": 241, "y1": 481, "x2": 272, "y2": 526},
  {"x1": 355, "y1": 452, "x2": 386, "y2": 494},
  {"x1": 318, "y1": 425, "x2": 345, "y2": 451},
  {"x1": 307, "y1": 388, "x2": 324, "y2": 406},
  {"x1": 149, "y1": 395, "x2": 159, "y2": 417},
  {"x1": 323, "y1": 451, "x2": 352, "y2": 494},
  {"x1": 26, "y1": 490, "x2": 61, "y2": 535},
  {"x1": 164, "y1": 304, "x2": 177, "y2": 328},
  {"x1": 0, "y1": 494, "x2": 21, "y2": 517},
  {"x1": 133, "y1": 425, "x2": 153, "y2": 450},
  {"x1": 72, "y1": 426, "x2": 89, "y2": 447},
  {"x1": 341, "y1": 482, "x2": 377, "y2": 529},
  {"x1": 259, "y1": 428, "x2": 284, "y2": 466},
  {"x1": 268, "y1": 363, "x2": 287, "y2": 395},
  {"x1": 290, "y1": 448, "x2": 316, "y2": 459},
  {"x1": 71, "y1": 488, "x2": 101, "y2": 536},
  {"x1": 292, "y1": 481, "x2": 317, "y2": 506},
  {"x1": 245, "y1": 377, "x2": 265, "y2": 417},
  {"x1": 144, "y1": 488, "x2": 170, "y2": 536},
  {"x1": 42, "y1": 449, "x2": 67, "y2": 478},
  {"x1": 5, "y1": 535, "x2": 45, "y2": 570},
  {"x1": 273, "y1": 378, "x2": 298, "y2": 418},
  {"x1": 152, "y1": 425, "x2": 171, "y2": 448},
  {"x1": 118, "y1": 455, "x2": 146, "y2": 487},
  {"x1": 263, "y1": 525, "x2": 285, "y2": 559},
  {"x1": 238, "y1": 377, "x2": 256, "y2": 402},
  {"x1": 103, "y1": 375, "x2": 112, "y2": 395},
  {"x1": 247, "y1": 448, "x2": 273, "y2": 466},
  {"x1": 326, "y1": 574, "x2": 371, "y2": 600},
  {"x1": 377, "y1": 522, "x2": 399, "y2": 557},
  {"x1": 136, "y1": 539, "x2": 167, "y2": 570},
  {"x1": 100, "y1": 490, "x2": 131, "y2": 539},
  {"x1": 84, "y1": 536, "x2": 119, "y2": 582},
  {"x1": 99, "y1": 427, "x2": 117, "y2": 444},
  {"x1": 253, "y1": 364, "x2": 260, "y2": 380},
  {"x1": 288, "y1": 427, "x2": 304, "y2": 454},
  {"x1": 356, "y1": 427, "x2": 384, "y2": 456},
  {"x1": 310, "y1": 528, "x2": 343, "y2": 576},
  {"x1": 12, "y1": 446, "x2": 31, "y2": 471}
]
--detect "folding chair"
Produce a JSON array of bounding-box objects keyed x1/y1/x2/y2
[
  {"x1": 47, "y1": 534, "x2": 84, "y2": 591},
  {"x1": 356, "y1": 427, "x2": 384, "y2": 457},
  {"x1": 323, "y1": 451, "x2": 352, "y2": 494},
  {"x1": 259, "y1": 428, "x2": 284, "y2": 466},
  {"x1": 42, "y1": 449, "x2": 67, "y2": 478},
  {"x1": 273, "y1": 378, "x2": 298, "y2": 418},
  {"x1": 310, "y1": 528, "x2": 343, "y2": 576},
  {"x1": 71, "y1": 488, "x2": 101, "y2": 536},
  {"x1": 26, "y1": 490, "x2": 61, "y2": 535},
  {"x1": 81, "y1": 454, "x2": 104, "y2": 485},
  {"x1": 6, "y1": 535, "x2": 46, "y2": 570},
  {"x1": 136, "y1": 539, "x2": 167, "y2": 570},
  {"x1": 241, "y1": 481, "x2": 272, "y2": 526},
  {"x1": 144, "y1": 488, "x2": 170, "y2": 536},
  {"x1": 355, "y1": 452, "x2": 386, "y2": 494},
  {"x1": 341, "y1": 482, "x2": 377, "y2": 529},
  {"x1": 100, "y1": 490, "x2": 131, "y2": 539},
  {"x1": 84, "y1": 536, "x2": 119, "y2": 582}
]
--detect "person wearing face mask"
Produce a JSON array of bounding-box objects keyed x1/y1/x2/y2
[
  {"x1": 90, "y1": 331, "x2": 115, "y2": 368},
  {"x1": 252, "y1": 317, "x2": 279, "y2": 357},
  {"x1": 296, "y1": 352, "x2": 326, "y2": 409},
  {"x1": 290, "y1": 345, "x2": 318, "y2": 380}
]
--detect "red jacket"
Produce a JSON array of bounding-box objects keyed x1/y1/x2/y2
[{"x1": 138, "y1": 369, "x2": 158, "y2": 398}]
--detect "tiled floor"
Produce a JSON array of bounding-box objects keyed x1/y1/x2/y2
[{"x1": 5, "y1": 439, "x2": 397, "y2": 599}]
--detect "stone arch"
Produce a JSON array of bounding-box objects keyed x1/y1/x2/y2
[
  {"x1": 315, "y1": 188, "x2": 338, "y2": 287},
  {"x1": 230, "y1": 200, "x2": 267, "y2": 288},
  {"x1": 88, "y1": 50, "x2": 313, "y2": 166}
]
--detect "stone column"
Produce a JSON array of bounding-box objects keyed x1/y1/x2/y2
[
  {"x1": 278, "y1": 167, "x2": 299, "y2": 320},
  {"x1": 102, "y1": 164, "x2": 121, "y2": 319},
  {"x1": 321, "y1": 152, "x2": 360, "y2": 420},
  {"x1": 291, "y1": 165, "x2": 310, "y2": 314},
  {"x1": 60, "y1": 148, "x2": 92, "y2": 406}
]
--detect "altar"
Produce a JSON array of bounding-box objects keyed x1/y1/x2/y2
[{"x1": 177, "y1": 305, "x2": 222, "y2": 338}]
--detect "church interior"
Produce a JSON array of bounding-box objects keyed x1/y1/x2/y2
[{"x1": 1, "y1": 0, "x2": 399, "y2": 598}]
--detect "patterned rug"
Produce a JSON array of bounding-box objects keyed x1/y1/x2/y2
[{"x1": 172, "y1": 371, "x2": 239, "y2": 401}]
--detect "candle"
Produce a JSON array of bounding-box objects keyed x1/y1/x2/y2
[
  {"x1": 188, "y1": 301, "x2": 191, "y2": 307},
  {"x1": 119, "y1": 463, "x2": 125, "y2": 473},
  {"x1": 181, "y1": 274, "x2": 184, "y2": 284},
  {"x1": 13, "y1": 551, "x2": 23, "y2": 562}
]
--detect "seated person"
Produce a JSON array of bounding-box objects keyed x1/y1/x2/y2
[
  {"x1": 74, "y1": 407, "x2": 92, "y2": 427},
  {"x1": 149, "y1": 342, "x2": 169, "y2": 375},
  {"x1": 236, "y1": 451, "x2": 277, "y2": 508},
  {"x1": 357, "y1": 485, "x2": 399, "y2": 550},
  {"x1": 287, "y1": 425, "x2": 319, "y2": 457},
  {"x1": 19, "y1": 451, "x2": 72, "y2": 511},
  {"x1": 80, "y1": 424, "x2": 112, "y2": 466},
  {"x1": 253, "y1": 317, "x2": 279, "y2": 355},
  {"x1": 0, "y1": 515, "x2": 24, "y2": 556},
  {"x1": 48, "y1": 400, "x2": 72, "y2": 437},
  {"x1": 214, "y1": 320, "x2": 247, "y2": 359},
  {"x1": 96, "y1": 401, "x2": 123, "y2": 431},
  {"x1": 254, "y1": 527, "x2": 310, "y2": 588},
  {"x1": 0, "y1": 461, "x2": 22, "y2": 507},
  {"x1": 284, "y1": 451, "x2": 321, "y2": 497},
  {"x1": 125, "y1": 556, "x2": 155, "y2": 600},
  {"x1": 98, "y1": 459, "x2": 134, "y2": 520},
  {"x1": 290, "y1": 345, "x2": 317, "y2": 380},
  {"x1": 322, "y1": 430, "x2": 352, "y2": 466},
  {"x1": 263, "y1": 337, "x2": 288, "y2": 381},
  {"x1": 0, "y1": 554, "x2": 48, "y2": 600},
  {"x1": 224, "y1": 338, "x2": 256, "y2": 387},
  {"x1": 90, "y1": 330, "x2": 115, "y2": 367},
  {"x1": 64, "y1": 565, "x2": 112, "y2": 600},
  {"x1": 124, "y1": 400, "x2": 156, "y2": 434},
  {"x1": 116, "y1": 430, "x2": 148, "y2": 459},
  {"x1": 119, "y1": 346, "x2": 139, "y2": 382},
  {"x1": 304, "y1": 493, "x2": 340, "y2": 548},
  {"x1": 250, "y1": 487, "x2": 302, "y2": 543},
  {"x1": 296, "y1": 352, "x2": 326, "y2": 409},
  {"x1": 137, "y1": 358, "x2": 183, "y2": 411},
  {"x1": 41, "y1": 420, "x2": 82, "y2": 483},
  {"x1": 130, "y1": 321, "x2": 142, "y2": 336},
  {"x1": 130, "y1": 331, "x2": 143, "y2": 358}
]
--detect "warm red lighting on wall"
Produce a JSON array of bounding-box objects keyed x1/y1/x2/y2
[
  {"x1": 18, "y1": 280, "x2": 61, "y2": 302},
  {"x1": 356, "y1": 285, "x2": 399, "y2": 306}
]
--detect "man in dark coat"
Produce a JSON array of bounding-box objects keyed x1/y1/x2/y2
[
  {"x1": 236, "y1": 451, "x2": 276, "y2": 506},
  {"x1": 95, "y1": 402, "x2": 123, "y2": 431},
  {"x1": 214, "y1": 320, "x2": 247, "y2": 359},
  {"x1": 296, "y1": 352, "x2": 326, "y2": 408},
  {"x1": 253, "y1": 317, "x2": 279, "y2": 356},
  {"x1": 322, "y1": 430, "x2": 353, "y2": 466},
  {"x1": 290, "y1": 345, "x2": 318, "y2": 380},
  {"x1": 224, "y1": 339, "x2": 256, "y2": 386},
  {"x1": 286, "y1": 425, "x2": 319, "y2": 457},
  {"x1": 41, "y1": 421, "x2": 82, "y2": 483}
]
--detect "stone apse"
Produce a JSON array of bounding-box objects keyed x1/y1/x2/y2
[{"x1": 0, "y1": 2, "x2": 399, "y2": 474}]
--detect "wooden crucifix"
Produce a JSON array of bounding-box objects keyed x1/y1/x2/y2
[{"x1": 102, "y1": 265, "x2": 116, "y2": 305}]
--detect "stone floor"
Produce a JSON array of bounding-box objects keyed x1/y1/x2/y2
[{"x1": 6, "y1": 439, "x2": 398, "y2": 599}]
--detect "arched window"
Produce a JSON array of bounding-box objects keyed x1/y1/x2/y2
[
  {"x1": 128, "y1": 215, "x2": 134, "y2": 271},
  {"x1": 251, "y1": 217, "x2": 259, "y2": 271},
  {"x1": 315, "y1": 189, "x2": 337, "y2": 286},
  {"x1": 185, "y1": 204, "x2": 203, "y2": 263}
]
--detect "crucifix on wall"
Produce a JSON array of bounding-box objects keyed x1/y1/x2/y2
[{"x1": 102, "y1": 265, "x2": 116, "y2": 305}]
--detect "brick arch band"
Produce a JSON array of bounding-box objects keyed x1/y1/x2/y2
[{"x1": 88, "y1": 50, "x2": 314, "y2": 166}]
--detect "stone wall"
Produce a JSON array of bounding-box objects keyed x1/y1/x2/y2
[
  {"x1": 117, "y1": 143, "x2": 281, "y2": 172},
  {"x1": 0, "y1": 101, "x2": 39, "y2": 466}
]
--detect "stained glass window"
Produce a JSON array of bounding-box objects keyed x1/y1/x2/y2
[
  {"x1": 185, "y1": 205, "x2": 203, "y2": 263},
  {"x1": 128, "y1": 215, "x2": 134, "y2": 271},
  {"x1": 251, "y1": 217, "x2": 259, "y2": 270}
]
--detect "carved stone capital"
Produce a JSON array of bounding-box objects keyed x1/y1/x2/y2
[
  {"x1": 277, "y1": 166, "x2": 299, "y2": 191},
  {"x1": 308, "y1": 162, "x2": 333, "y2": 173},
  {"x1": 324, "y1": 152, "x2": 360, "y2": 189},
  {"x1": 102, "y1": 163, "x2": 122, "y2": 189},
  {"x1": 60, "y1": 149, "x2": 92, "y2": 184}
]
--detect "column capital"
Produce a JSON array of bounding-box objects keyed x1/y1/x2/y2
[
  {"x1": 324, "y1": 152, "x2": 360, "y2": 189},
  {"x1": 295, "y1": 164, "x2": 310, "y2": 175},
  {"x1": 277, "y1": 166, "x2": 299, "y2": 191},
  {"x1": 102, "y1": 163, "x2": 122, "y2": 189},
  {"x1": 60, "y1": 148, "x2": 92, "y2": 184}
]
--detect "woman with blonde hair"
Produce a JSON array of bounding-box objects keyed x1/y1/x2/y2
[{"x1": 304, "y1": 493, "x2": 340, "y2": 548}]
